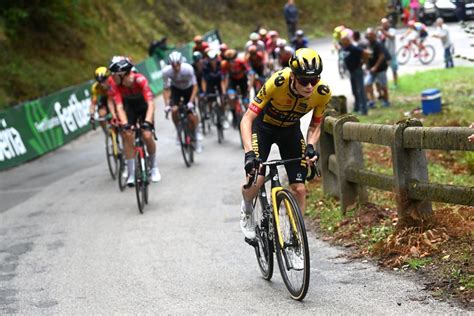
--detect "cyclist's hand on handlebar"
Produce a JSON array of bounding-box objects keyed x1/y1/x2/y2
[
  {"x1": 244, "y1": 150, "x2": 260, "y2": 175},
  {"x1": 305, "y1": 144, "x2": 319, "y2": 163},
  {"x1": 122, "y1": 123, "x2": 132, "y2": 131},
  {"x1": 164, "y1": 105, "x2": 171, "y2": 113},
  {"x1": 142, "y1": 121, "x2": 154, "y2": 131},
  {"x1": 110, "y1": 117, "x2": 120, "y2": 126},
  {"x1": 186, "y1": 102, "x2": 195, "y2": 110}
]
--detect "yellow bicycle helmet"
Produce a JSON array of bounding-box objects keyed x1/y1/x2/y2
[
  {"x1": 94, "y1": 66, "x2": 109, "y2": 82},
  {"x1": 289, "y1": 48, "x2": 323, "y2": 78}
]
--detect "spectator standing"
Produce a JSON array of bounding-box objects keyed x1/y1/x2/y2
[
  {"x1": 409, "y1": 0, "x2": 420, "y2": 22},
  {"x1": 283, "y1": 0, "x2": 298, "y2": 40},
  {"x1": 379, "y1": 18, "x2": 399, "y2": 88},
  {"x1": 364, "y1": 28, "x2": 390, "y2": 108},
  {"x1": 433, "y1": 18, "x2": 454, "y2": 69},
  {"x1": 340, "y1": 29, "x2": 368, "y2": 115}
]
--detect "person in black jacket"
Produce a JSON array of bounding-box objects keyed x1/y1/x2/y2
[
  {"x1": 283, "y1": 0, "x2": 298, "y2": 40},
  {"x1": 340, "y1": 29, "x2": 368, "y2": 115},
  {"x1": 364, "y1": 28, "x2": 390, "y2": 108}
]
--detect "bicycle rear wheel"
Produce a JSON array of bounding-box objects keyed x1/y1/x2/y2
[
  {"x1": 274, "y1": 189, "x2": 310, "y2": 301},
  {"x1": 419, "y1": 44, "x2": 435, "y2": 65},
  {"x1": 397, "y1": 46, "x2": 411, "y2": 65},
  {"x1": 253, "y1": 195, "x2": 274, "y2": 280},
  {"x1": 105, "y1": 130, "x2": 118, "y2": 180},
  {"x1": 135, "y1": 152, "x2": 146, "y2": 214}
]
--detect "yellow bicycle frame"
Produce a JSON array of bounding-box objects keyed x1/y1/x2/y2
[{"x1": 271, "y1": 187, "x2": 299, "y2": 248}]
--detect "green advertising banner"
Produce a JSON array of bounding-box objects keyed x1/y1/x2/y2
[
  {"x1": 0, "y1": 30, "x2": 221, "y2": 171},
  {"x1": 0, "y1": 81, "x2": 93, "y2": 170}
]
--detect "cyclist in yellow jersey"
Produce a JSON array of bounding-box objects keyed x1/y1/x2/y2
[
  {"x1": 89, "y1": 67, "x2": 113, "y2": 132},
  {"x1": 239, "y1": 48, "x2": 332, "y2": 240}
]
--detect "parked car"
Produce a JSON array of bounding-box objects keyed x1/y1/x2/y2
[
  {"x1": 452, "y1": 0, "x2": 474, "y2": 21},
  {"x1": 420, "y1": 0, "x2": 474, "y2": 24},
  {"x1": 420, "y1": 0, "x2": 457, "y2": 25}
]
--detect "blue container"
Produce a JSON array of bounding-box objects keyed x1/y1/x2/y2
[{"x1": 421, "y1": 88, "x2": 442, "y2": 115}]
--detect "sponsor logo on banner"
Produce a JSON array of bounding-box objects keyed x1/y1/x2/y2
[
  {"x1": 0, "y1": 119, "x2": 27, "y2": 162},
  {"x1": 54, "y1": 92, "x2": 91, "y2": 135}
]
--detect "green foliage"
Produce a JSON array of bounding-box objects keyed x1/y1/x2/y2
[
  {"x1": 406, "y1": 257, "x2": 432, "y2": 270},
  {"x1": 0, "y1": 0, "x2": 386, "y2": 109}
]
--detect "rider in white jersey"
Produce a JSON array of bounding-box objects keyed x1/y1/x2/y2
[{"x1": 162, "y1": 51, "x2": 202, "y2": 152}]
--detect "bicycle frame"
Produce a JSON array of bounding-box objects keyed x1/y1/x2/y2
[
  {"x1": 269, "y1": 164, "x2": 300, "y2": 249},
  {"x1": 133, "y1": 126, "x2": 148, "y2": 184}
]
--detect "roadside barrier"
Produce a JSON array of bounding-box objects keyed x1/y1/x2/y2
[{"x1": 0, "y1": 30, "x2": 221, "y2": 170}]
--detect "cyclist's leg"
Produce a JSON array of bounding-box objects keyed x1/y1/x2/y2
[
  {"x1": 276, "y1": 126, "x2": 308, "y2": 211},
  {"x1": 241, "y1": 121, "x2": 274, "y2": 202},
  {"x1": 170, "y1": 86, "x2": 182, "y2": 127},
  {"x1": 181, "y1": 86, "x2": 198, "y2": 133},
  {"x1": 123, "y1": 103, "x2": 137, "y2": 179}
]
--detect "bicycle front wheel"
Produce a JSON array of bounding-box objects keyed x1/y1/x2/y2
[
  {"x1": 214, "y1": 102, "x2": 224, "y2": 144},
  {"x1": 253, "y1": 195, "x2": 274, "y2": 280},
  {"x1": 419, "y1": 44, "x2": 435, "y2": 65},
  {"x1": 274, "y1": 189, "x2": 310, "y2": 301},
  {"x1": 397, "y1": 46, "x2": 411, "y2": 65},
  {"x1": 178, "y1": 125, "x2": 193, "y2": 167},
  {"x1": 105, "y1": 130, "x2": 118, "y2": 180},
  {"x1": 135, "y1": 152, "x2": 146, "y2": 214},
  {"x1": 117, "y1": 154, "x2": 127, "y2": 192}
]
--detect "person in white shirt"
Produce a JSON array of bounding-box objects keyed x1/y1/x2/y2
[{"x1": 432, "y1": 18, "x2": 454, "y2": 68}]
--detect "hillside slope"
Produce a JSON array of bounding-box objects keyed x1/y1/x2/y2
[{"x1": 0, "y1": 0, "x2": 385, "y2": 108}]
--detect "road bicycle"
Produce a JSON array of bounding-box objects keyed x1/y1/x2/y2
[
  {"x1": 198, "y1": 93, "x2": 212, "y2": 136},
  {"x1": 167, "y1": 99, "x2": 195, "y2": 168},
  {"x1": 131, "y1": 120, "x2": 156, "y2": 214},
  {"x1": 244, "y1": 157, "x2": 319, "y2": 300},
  {"x1": 93, "y1": 115, "x2": 124, "y2": 184},
  {"x1": 397, "y1": 39, "x2": 435, "y2": 65},
  {"x1": 228, "y1": 88, "x2": 248, "y2": 149},
  {"x1": 207, "y1": 92, "x2": 225, "y2": 144}
]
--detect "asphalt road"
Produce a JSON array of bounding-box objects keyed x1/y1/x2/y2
[{"x1": 1, "y1": 23, "x2": 471, "y2": 313}]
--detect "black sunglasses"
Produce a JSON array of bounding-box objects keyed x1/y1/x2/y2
[{"x1": 296, "y1": 76, "x2": 320, "y2": 87}]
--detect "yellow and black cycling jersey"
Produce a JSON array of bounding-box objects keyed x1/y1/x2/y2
[
  {"x1": 91, "y1": 82, "x2": 108, "y2": 106},
  {"x1": 248, "y1": 67, "x2": 331, "y2": 127}
]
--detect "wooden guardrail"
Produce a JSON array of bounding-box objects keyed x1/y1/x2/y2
[{"x1": 319, "y1": 111, "x2": 474, "y2": 226}]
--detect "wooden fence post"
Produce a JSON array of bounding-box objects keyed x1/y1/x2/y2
[
  {"x1": 392, "y1": 119, "x2": 433, "y2": 227},
  {"x1": 320, "y1": 113, "x2": 339, "y2": 198},
  {"x1": 333, "y1": 115, "x2": 368, "y2": 213}
]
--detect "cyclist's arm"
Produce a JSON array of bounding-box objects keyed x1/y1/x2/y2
[
  {"x1": 190, "y1": 84, "x2": 198, "y2": 104},
  {"x1": 136, "y1": 75, "x2": 155, "y2": 123},
  {"x1": 202, "y1": 79, "x2": 207, "y2": 94},
  {"x1": 163, "y1": 88, "x2": 171, "y2": 106},
  {"x1": 107, "y1": 97, "x2": 117, "y2": 119},
  {"x1": 89, "y1": 86, "x2": 97, "y2": 116},
  {"x1": 108, "y1": 85, "x2": 128, "y2": 124},
  {"x1": 116, "y1": 102, "x2": 128, "y2": 124},
  {"x1": 240, "y1": 110, "x2": 258, "y2": 153}
]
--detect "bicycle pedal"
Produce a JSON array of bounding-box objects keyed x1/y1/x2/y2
[{"x1": 245, "y1": 237, "x2": 258, "y2": 247}]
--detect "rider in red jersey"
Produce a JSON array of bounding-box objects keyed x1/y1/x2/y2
[{"x1": 107, "y1": 56, "x2": 161, "y2": 185}]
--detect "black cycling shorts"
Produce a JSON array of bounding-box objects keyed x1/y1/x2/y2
[
  {"x1": 229, "y1": 77, "x2": 248, "y2": 98},
  {"x1": 252, "y1": 120, "x2": 307, "y2": 184},
  {"x1": 124, "y1": 94, "x2": 148, "y2": 125},
  {"x1": 171, "y1": 85, "x2": 193, "y2": 106}
]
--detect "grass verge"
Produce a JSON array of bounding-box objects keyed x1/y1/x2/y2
[{"x1": 306, "y1": 67, "x2": 474, "y2": 308}]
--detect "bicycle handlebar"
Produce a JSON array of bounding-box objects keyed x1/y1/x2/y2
[{"x1": 243, "y1": 157, "x2": 320, "y2": 189}]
